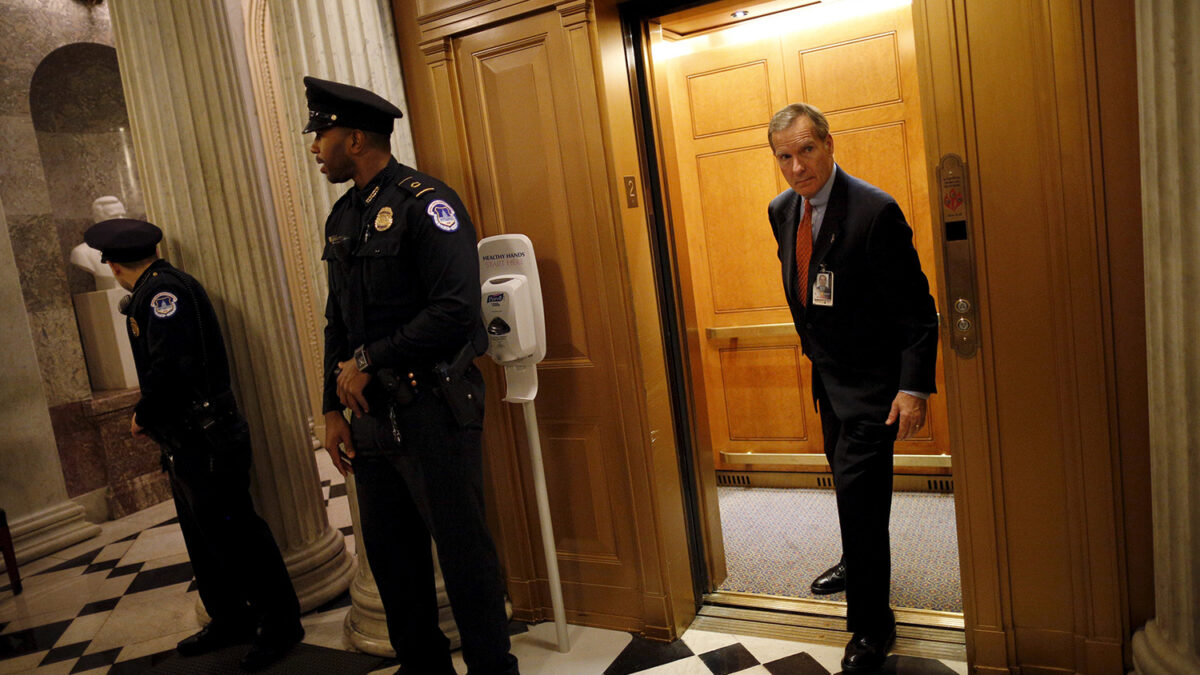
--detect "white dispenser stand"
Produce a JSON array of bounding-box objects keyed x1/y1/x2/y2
[{"x1": 478, "y1": 234, "x2": 568, "y2": 652}]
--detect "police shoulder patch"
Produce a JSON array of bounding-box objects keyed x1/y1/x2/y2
[
  {"x1": 427, "y1": 199, "x2": 458, "y2": 232},
  {"x1": 150, "y1": 291, "x2": 179, "y2": 318}
]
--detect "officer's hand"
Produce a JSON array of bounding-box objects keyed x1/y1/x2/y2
[
  {"x1": 336, "y1": 358, "x2": 372, "y2": 417},
  {"x1": 885, "y1": 392, "x2": 927, "y2": 440},
  {"x1": 324, "y1": 411, "x2": 355, "y2": 477},
  {"x1": 130, "y1": 413, "x2": 145, "y2": 437}
]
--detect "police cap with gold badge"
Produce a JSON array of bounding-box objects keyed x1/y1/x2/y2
[
  {"x1": 302, "y1": 76, "x2": 404, "y2": 135},
  {"x1": 83, "y1": 218, "x2": 163, "y2": 264}
]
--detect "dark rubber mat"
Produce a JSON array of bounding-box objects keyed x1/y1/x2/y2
[{"x1": 146, "y1": 641, "x2": 386, "y2": 674}]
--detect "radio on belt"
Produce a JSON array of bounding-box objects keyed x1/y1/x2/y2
[{"x1": 481, "y1": 277, "x2": 536, "y2": 363}]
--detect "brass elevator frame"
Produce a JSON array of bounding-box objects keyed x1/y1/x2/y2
[{"x1": 618, "y1": 0, "x2": 966, "y2": 655}]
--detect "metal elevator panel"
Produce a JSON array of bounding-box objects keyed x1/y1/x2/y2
[{"x1": 937, "y1": 154, "x2": 980, "y2": 358}]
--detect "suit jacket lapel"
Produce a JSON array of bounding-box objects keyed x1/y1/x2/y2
[
  {"x1": 810, "y1": 168, "x2": 847, "y2": 271},
  {"x1": 779, "y1": 191, "x2": 802, "y2": 302}
]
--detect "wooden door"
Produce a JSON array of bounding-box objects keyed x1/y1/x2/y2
[
  {"x1": 651, "y1": 1, "x2": 949, "y2": 473},
  {"x1": 454, "y1": 9, "x2": 651, "y2": 627}
]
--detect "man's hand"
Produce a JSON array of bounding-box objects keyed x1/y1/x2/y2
[
  {"x1": 885, "y1": 391, "x2": 927, "y2": 441},
  {"x1": 130, "y1": 413, "x2": 145, "y2": 437},
  {"x1": 336, "y1": 358, "x2": 371, "y2": 417},
  {"x1": 324, "y1": 411, "x2": 355, "y2": 477}
]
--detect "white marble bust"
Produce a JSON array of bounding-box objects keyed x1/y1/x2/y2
[{"x1": 70, "y1": 196, "x2": 128, "y2": 291}]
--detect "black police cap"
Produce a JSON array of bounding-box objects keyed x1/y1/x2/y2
[
  {"x1": 303, "y1": 76, "x2": 403, "y2": 135},
  {"x1": 83, "y1": 218, "x2": 162, "y2": 264}
]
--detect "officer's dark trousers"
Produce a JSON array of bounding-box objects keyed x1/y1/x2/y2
[
  {"x1": 815, "y1": 381, "x2": 896, "y2": 638},
  {"x1": 351, "y1": 389, "x2": 517, "y2": 675},
  {"x1": 166, "y1": 426, "x2": 301, "y2": 638}
]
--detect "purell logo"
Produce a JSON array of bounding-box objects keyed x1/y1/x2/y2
[{"x1": 486, "y1": 293, "x2": 505, "y2": 303}]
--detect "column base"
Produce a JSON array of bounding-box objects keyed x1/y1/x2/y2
[
  {"x1": 1133, "y1": 619, "x2": 1200, "y2": 675},
  {"x1": 285, "y1": 525, "x2": 357, "y2": 612},
  {"x1": 193, "y1": 524, "x2": 357, "y2": 624},
  {"x1": 343, "y1": 560, "x2": 460, "y2": 657},
  {"x1": 3, "y1": 501, "x2": 100, "y2": 568},
  {"x1": 344, "y1": 563, "x2": 392, "y2": 657}
]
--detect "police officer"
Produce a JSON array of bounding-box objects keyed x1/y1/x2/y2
[
  {"x1": 83, "y1": 219, "x2": 303, "y2": 671},
  {"x1": 305, "y1": 76, "x2": 519, "y2": 675}
]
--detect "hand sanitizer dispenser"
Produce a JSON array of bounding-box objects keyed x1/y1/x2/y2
[
  {"x1": 477, "y1": 233, "x2": 567, "y2": 652},
  {"x1": 478, "y1": 234, "x2": 546, "y2": 401},
  {"x1": 480, "y1": 276, "x2": 536, "y2": 363}
]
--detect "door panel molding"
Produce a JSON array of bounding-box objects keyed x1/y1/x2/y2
[{"x1": 400, "y1": 1, "x2": 688, "y2": 638}]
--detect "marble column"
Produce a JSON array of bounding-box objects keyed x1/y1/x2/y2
[
  {"x1": 0, "y1": 197, "x2": 100, "y2": 569},
  {"x1": 240, "y1": 0, "x2": 455, "y2": 654},
  {"x1": 107, "y1": 0, "x2": 354, "y2": 612},
  {"x1": 1132, "y1": 1, "x2": 1200, "y2": 673}
]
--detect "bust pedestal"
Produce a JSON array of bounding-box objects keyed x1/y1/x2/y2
[{"x1": 72, "y1": 287, "x2": 137, "y2": 390}]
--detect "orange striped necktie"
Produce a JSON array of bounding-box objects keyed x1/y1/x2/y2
[{"x1": 795, "y1": 199, "x2": 813, "y2": 306}]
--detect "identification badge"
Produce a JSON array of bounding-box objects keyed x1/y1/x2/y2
[
  {"x1": 375, "y1": 206, "x2": 393, "y2": 232},
  {"x1": 813, "y1": 270, "x2": 834, "y2": 306}
]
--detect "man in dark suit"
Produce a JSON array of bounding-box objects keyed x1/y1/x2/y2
[{"x1": 766, "y1": 103, "x2": 939, "y2": 672}]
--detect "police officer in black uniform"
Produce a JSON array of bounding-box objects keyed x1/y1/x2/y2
[
  {"x1": 304, "y1": 77, "x2": 518, "y2": 675},
  {"x1": 83, "y1": 219, "x2": 303, "y2": 672}
]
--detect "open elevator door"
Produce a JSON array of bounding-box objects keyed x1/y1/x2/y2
[
  {"x1": 642, "y1": 0, "x2": 951, "y2": 593},
  {"x1": 632, "y1": 1, "x2": 966, "y2": 656}
]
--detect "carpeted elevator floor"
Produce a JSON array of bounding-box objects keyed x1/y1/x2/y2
[{"x1": 717, "y1": 487, "x2": 962, "y2": 613}]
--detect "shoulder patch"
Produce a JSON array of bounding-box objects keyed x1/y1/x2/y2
[
  {"x1": 150, "y1": 291, "x2": 179, "y2": 318},
  {"x1": 427, "y1": 199, "x2": 459, "y2": 232}
]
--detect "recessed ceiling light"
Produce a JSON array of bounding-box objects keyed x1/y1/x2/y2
[{"x1": 731, "y1": 10, "x2": 750, "y2": 18}]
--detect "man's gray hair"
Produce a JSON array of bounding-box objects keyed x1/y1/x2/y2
[{"x1": 768, "y1": 103, "x2": 830, "y2": 148}]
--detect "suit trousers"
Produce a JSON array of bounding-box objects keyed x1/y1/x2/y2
[
  {"x1": 350, "y1": 396, "x2": 517, "y2": 675},
  {"x1": 815, "y1": 377, "x2": 897, "y2": 637},
  {"x1": 166, "y1": 425, "x2": 301, "y2": 637}
]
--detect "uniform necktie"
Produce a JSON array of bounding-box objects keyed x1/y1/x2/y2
[{"x1": 795, "y1": 199, "x2": 813, "y2": 306}]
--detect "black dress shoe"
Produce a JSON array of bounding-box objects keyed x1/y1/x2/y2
[
  {"x1": 239, "y1": 624, "x2": 305, "y2": 672},
  {"x1": 810, "y1": 559, "x2": 846, "y2": 595},
  {"x1": 841, "y1": 626, "x2": 896, "y2": 673},
  {"x1": 176, "y1": 622, "x2": 256, "y2": 656}
]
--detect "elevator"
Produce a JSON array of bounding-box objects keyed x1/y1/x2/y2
[
  {"x1": 393, "y1": 0, "x2": 1149, "y2": 670},
  {"x1": 625, "y1": 0, "x2": 964, "y2": 659}
]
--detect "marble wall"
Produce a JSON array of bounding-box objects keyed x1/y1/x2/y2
[
  {"x1": 1, "y1": 0, "x2": 164, "y2": 518},
  {"x1": 0, "y1": 0, "x2": 145, "y2": 407},
  {"x1": 31, "y1": 41, "x2": 144, "y2": 297}
]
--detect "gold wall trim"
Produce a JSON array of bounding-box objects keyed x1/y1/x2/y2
[
  {"x1": 721, "y1": 452, "x2": 951, "y2": 468},
  {"x1": 696, "y1": 594, "x2": 966, "y2": 660},
  {"x1": 691, "y1": 613, "x2": 967, "y2": 661},
  {"x1": 557, "y1": 0, "x2": 591, "y2": 25},
  {"x1": 705, "y1": 590, "x2": 966, "y2": 629},
  {"x1": 706, "y1": 323, "x2": 796, "y2": 340}
]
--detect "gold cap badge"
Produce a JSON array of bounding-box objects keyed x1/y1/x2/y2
[{"x1": 375, "y1": 206, "x2": 394, "y2": 232}]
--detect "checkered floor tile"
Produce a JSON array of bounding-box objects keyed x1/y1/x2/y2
[{"x1": 1, "y1": 455, "x2": 967, "y2": 674}]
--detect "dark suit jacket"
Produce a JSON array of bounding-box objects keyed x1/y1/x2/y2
[{"x1": 768, "y1": 167, "x2": 938, "y2": 423}]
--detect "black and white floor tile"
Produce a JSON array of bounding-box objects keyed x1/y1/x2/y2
[{"x1": 1, "y1": 457, "x2": 967, "y2": 674}]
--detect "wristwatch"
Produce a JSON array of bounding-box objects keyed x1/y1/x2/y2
[{"x1": 353, "y1": 345, "x2": 373, "y2": 374}]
